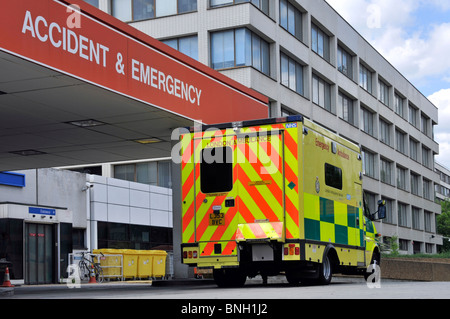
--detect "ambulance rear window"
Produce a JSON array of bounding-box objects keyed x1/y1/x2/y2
[
  {"x1": 200, "y1": 147, "x2": 233, "y2": 194},
  {"x1": 325, "y1": 163, "x2": 343, "y2": 190}
]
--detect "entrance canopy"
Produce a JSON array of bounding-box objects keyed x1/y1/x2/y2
[{"x1": 0, "y1": 0, "x2": 268, "y2": 171}]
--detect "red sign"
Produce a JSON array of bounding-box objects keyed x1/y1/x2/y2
[{"x1": 0, "y1": 0, "x2": 268, "y2": 124}]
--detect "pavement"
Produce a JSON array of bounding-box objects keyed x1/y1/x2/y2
[{"x1": 0, "y1": 275, "x2": 291, "y2": 297}]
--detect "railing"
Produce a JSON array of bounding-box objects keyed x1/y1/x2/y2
[{"x1": 68, "y1": 252, "x2": 124, "y2": 282}]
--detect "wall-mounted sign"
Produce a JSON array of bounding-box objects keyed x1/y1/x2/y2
[
  {"x1": 0, "y1": 0, "x2": 268, "y2": 124},
  {"x1": 29, "y1": 207, "x2": 56, "y2": 216}
]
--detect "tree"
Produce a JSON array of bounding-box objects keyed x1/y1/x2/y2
[{"x1": 437, "y1": 200, "x2": 450, "y2": 252}]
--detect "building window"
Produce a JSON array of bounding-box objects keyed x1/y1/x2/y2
[
  {"x1": 360, "y1": 106, "x2": 374, "y2": 136},
  {"x1": 421, "y1": 114, "x2": 429, "y2": 137},
  {"x1": 211, "y1": 28, "x2": 270, "y2": 75},
  {"x1": 412, "y1": 207, "x2": 422, "y2": 230},
  {"x1": 397, "y1": 166, "x2": 407, "y2": 190},
  {"x1": 337, "y1": 46, "x2": 353, "y2": 79},
  {"x1": 410, "y1": 138, "x2": 419, "y2": 162},
  {"x1": 398, "y1": 202, "x2": 408, "y2": 227},
  {"x1": 97, "y1": 222, "x2": 172, "y2": 250},
  {"x1": 362, "y1": 149, "x2": 376, "y2": 179},
  {"x1": 162, "y1": 35, "x2": 198, "y2": 60},
  {"x1": 379, "y1": 119, "x2": 391, "y2": 146},
  {"x1": 84, "y1": 0, "x2": 99, "y2": 7},
  {"x1": 422, "y1": 146, "x2": 431, "y2": 168},
  {"x1": 72, "y1": 228, "x2": 86, "y2": 250},
  {"x1": 395, "y1": 129, "x2": 407, "y2": 155},
  {"x1": 394, "y1": 93, "x2": 405, "y2": 118},
  {"x1": 382, "y1": 197, "x2": 394, "y2": 224},
  {"x1": 380, "y1": 158, "x2": 392, "y2": 185},
  {"x1": 112, "y1": 0, "x2": 197, "y2": 22},
  {"x1": 114, "y1": 161, "x2": 172, "y2": 188},
  {"x1": 409, "y1": 104, "x2": 418, "y2": 128},
  {"x1": 311, "y1": 23, "x2": 330, "y2": 61},
  {"x1": 359, "y1": 64, "x2": 372, "y2": 93},
  {"x1": 410, "y1": 172, "x2": 420, "y2": 196},
  {"x1": 280, "y1": 52, "x2": 304, "y2": 95},
  {"x1": 399, "y1": 238, "x2": 409, "y2": 251},
  {"x1": 339, "y1": 92, "x2": 355, "y2": 125},
  {"x1": 424, "y1": 211, "x2": 433, "y2": 232},
  {"x1": 179, "y1": 0, "x2": 198, "y2": 12},
  {"x1": 210, "y1": 0, "x2": 269, "y2": 15},
  {"x1": 423, "y1": 178, "x2": 431, "y2": 200},
  {"x1": 280, "y1": 0, "x2": 302, "y2": 40},
  {"x1": 312, "y1": 74, "x2": 331, "y2": 112},
  {"x1": 378, "y1": 79, "x2": 389, "y2": 106}
]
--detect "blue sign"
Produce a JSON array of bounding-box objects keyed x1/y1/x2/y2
[
  {"x1": 29, "y1": 207, "x2": 56, "y2": 216},
  {"x1": 0, "y1": 172, "x2": 25, "y2": 187}
]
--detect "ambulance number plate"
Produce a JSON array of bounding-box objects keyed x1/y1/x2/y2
[{"x1": 209, "y1": 213, "x2": 225, "y2": 226}]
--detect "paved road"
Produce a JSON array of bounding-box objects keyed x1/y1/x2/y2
[{"x1": 5, "y1": 276, "x2": 450, "y2": 300}]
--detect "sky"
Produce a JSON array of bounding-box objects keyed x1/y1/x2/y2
[{"x1": 325, "y1": 0, "x2": 450, "y2": 169}]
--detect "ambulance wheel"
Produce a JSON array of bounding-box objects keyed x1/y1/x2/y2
[
  {"x1": 213, "y1": 268, "x2": 246, "y2": 288},
  {"x1": 317, "y1": 254, "x2": 332, "y2": 285}
]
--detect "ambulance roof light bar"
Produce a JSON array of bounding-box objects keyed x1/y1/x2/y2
[{"x1": 189, "y1": 114, "x2": 303, "y2": 132}]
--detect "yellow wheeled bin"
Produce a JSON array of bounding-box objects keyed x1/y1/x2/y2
[
  {"x1": 92, "y1": 249, "x2": 123, "y2": 279},
  {"x1": 121, "y1": 249, "x2": 139, "y2": 279},
  {"x1": 137, "y1": 250, "x2": 153, "y2": 279},
  {"x1": 151, "y1": 250, "x2": 167, "y2": 278}
]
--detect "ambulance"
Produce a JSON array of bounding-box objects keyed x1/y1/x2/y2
[{"x1": 179, "y1": 115, "x2": 386, "y2": 287}]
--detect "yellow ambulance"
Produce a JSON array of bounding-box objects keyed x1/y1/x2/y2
[{"x1": 180, "y1": 115, "x2": 386, "y2": 287}]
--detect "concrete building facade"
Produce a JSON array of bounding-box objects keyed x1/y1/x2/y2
[
  {"x1": 0, "y1": 168, "x2": 172, "y2": 285},
  {"x1": 86, "y1": 0, "x2": 442, "y2": 254}
]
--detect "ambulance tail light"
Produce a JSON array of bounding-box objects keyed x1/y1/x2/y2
[
  {"x1": 183, "y1": 249, "x2": 198, "y2": 259},
  {"x1": 284, "y1": 244, "x2": 300, "y2": 256},
  {"x1": 289, "y1": 244, "x2": 295, "y2": 255}
]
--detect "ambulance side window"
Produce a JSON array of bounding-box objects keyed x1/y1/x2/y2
[
  {"x1": 200, "y1": 147, "x2": 233, "y2": 194},
  {"x1": 324, "y1": 163, "x2": 342, "y2": 190}
]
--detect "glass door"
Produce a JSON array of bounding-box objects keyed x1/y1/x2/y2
[{"x1": 25, "y1": 223, "x2": 55, "y2": 285}]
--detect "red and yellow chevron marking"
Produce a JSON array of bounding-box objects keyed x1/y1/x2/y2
[
  {"x1": 283, "y1": 124, "x2": 300, "y2": 239},
  {"x1": 235, "y1": 222, "x2": 284, "y2": 242},
  {"x1": 181, "y1": 122, "x2": 301, "y2": 256}
]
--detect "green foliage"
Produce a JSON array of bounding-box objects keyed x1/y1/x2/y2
[
  {"x1": 388, "y1": 236, "x2": 399, "y2": 257},
  {"x1": 437, "y1": 200, "x2": 450, "y2": 252}
]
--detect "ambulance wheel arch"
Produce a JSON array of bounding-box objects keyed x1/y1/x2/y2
[
  {"x1": 365, "y1": 246, "x2": 381, "y2": 280},
  {"x1": 299, "y1": 244, "x2": 339, "y2": 286}
]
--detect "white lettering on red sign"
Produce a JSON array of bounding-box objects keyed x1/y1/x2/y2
[
  {"x1": 21, "y1": 10, "x2": 109, "y2": 67},
  {"x1": 20, "y1": 9, "x2": 203, "y2": 107},
  {"x1": 131, "y1": 59, "x2": 202, "y2": 106}
]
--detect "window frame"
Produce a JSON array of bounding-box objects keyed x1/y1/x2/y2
[
  {"x1": 211, "y1": 28, "x2": 270, "y2": 75},
  {"x1": 112, "y1": 0, "x2": 197, "y2": 22},
  {"x1": 337, "y1": 45, "x2": 353, "y2": 79},
  {"x1": 324, "y1": 163, "x2": 343, "y2": 190},
  {"x1": 312, "y1": 73, "x2": 332, "y2": 112},
  {"x1": 311, "y1": 23, "x2": 330, "y2": 62},
  {"x1": 200, "y1": 146, "x2": 233, "y2": 194}
]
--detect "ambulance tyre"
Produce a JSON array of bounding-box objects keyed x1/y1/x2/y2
[
  {"x1": 317, "y1": 254, "x2": 333, "y2": 285},
  {"x1": 213, "y1": 268, "x2": 246, "y2": 288}
]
